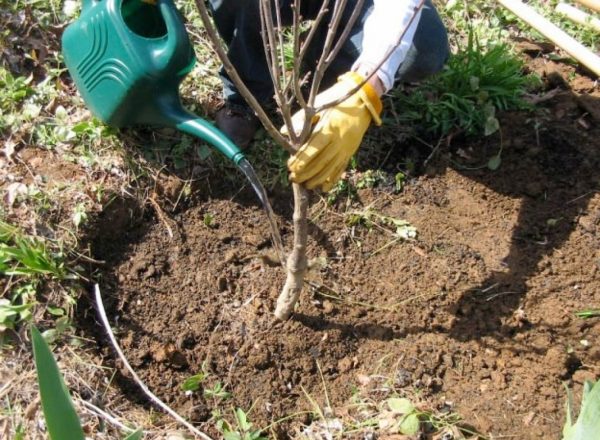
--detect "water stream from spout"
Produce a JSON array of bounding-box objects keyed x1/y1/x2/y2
[{"x1": 237, "y1": 158, "x2": 286, "y2": 265}]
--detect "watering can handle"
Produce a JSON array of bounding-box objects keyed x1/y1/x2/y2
[{"x1": 157, "y1": 0, "x2": 194, "y2": 70}]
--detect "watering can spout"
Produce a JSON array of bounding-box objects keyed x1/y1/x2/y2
[
  {"x1": 156, "y1": 0, "x2": 195, "y2": 74},
  {"x1": 165, "y1": 107, "x2": 246, "y2": 166}
]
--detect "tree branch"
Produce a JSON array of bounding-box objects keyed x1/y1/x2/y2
[{"x1": 195, "y1": 0, "x2": 294, "y2": 154}]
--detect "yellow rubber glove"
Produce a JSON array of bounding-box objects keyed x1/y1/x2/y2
[{"x1": 287, "y1": 72, "x2": 382, "y2": 192}]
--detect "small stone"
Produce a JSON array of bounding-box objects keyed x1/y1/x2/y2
[
  {"x1": 523, "y1": 411, "x2": 536, "y2": 426},
  {"x1": 337, "y1": 357, "x2": 353, "y2": 373},
  {"x1": 322, "y1": 300, "x2": 335, "y2": 314},
  {"x1": 491, "y1": 370, "x2": 507, "y2": 389},
  {"x1": 165, "y1": 431, "x2": 188, "y2": 440},
  {"x1": 143, "y1": 264, "x2": 156, "y2": 279}
]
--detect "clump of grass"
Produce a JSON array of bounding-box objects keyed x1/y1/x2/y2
[
  {"x1": 0, "y1": 220, "x2": 68, "y2": 280},
  {"x1": 0, "y1": 220, "x2": 76, "y2": 337},
  {"x1": 392, "y1": 32, "x2": 539, "y2": 139}
]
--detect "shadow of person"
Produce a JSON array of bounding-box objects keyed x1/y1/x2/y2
[{"x1": 440, "y1": 89, "x2": 600, "y2": 342}]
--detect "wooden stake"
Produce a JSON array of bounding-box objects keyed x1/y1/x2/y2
[
  {"x1": 556, "y1": 3, "x2": 600, "y2": 33},
  {"x1": 574, "y1": 0, "x2": 600, "y2": 13},
  {"x1": 498, "y1": 0, "x2": 600, "y2": 76}
]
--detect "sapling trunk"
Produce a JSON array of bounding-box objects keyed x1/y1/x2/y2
[
  {"x1": 274, "y1": 183, "x2": 309, "y2": 320},
  {"x1": 196, "y1": 0, "x2": 424, "y2": 321}
]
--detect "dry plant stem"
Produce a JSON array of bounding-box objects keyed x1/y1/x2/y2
[
  {"x1": 307, "y1": 0, "x2": 350, "y2": 102},
  {"x1": 290, "y1": 0, "x2": 307, "y2": 108},
  {"x1": 323, "y1": 0, "x2": 365, "y2": 65},
  {"x1": 78, "y1": 399, "x2": 139, "y2": 435},
  {"x1": 259, "y1": 0, "x2": 298, "y2": 144},
  {"x1": 94, "y1": 285, "x2": 214, "y2": 440},
  {"x1": 195, "y1": 0, "x2": 293, "y2": 154},
  {"x1": 275, "y1": 183, "x2": 310, "y2": 320}
]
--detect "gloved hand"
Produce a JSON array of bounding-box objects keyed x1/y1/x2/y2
[{"x1": 286, "y1": 72, "x2": 383, "y2": 192}]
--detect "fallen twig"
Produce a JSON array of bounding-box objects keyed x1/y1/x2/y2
[
  {"x1": 94, "y1": 284, "x2": 214, "y2": 440},
  {"x1": 78, "y1": 398, "x2": 140, "y2": 435}
]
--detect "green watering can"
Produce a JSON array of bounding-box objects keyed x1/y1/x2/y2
[{"x1": 62, "y1": 0, "x2": 245, "y2": 165}]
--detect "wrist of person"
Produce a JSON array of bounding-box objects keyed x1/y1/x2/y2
[
  {"x1": 342, "y1": 71, "x2": 383, "y2": 126},
  {"x1": 354, "y1": 65, "x2": 385, "y2": 97}
]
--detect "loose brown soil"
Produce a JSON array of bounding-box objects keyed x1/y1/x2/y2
[{"x1": 84, "y1": 58, "x2": 600, "y2": 439}]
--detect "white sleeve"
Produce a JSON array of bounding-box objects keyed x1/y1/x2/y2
[{"x1": 352, "y1": 0, "x2": 423, "y2": 92}]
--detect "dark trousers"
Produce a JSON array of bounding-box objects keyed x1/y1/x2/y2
[{"x1": 208, "y1": 0, "x2": 449, "y2": 105}]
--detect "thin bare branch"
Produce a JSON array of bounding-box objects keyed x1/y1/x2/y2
[
  {"x1": 259, "y1": 0, "x2": 298, "y2": 144},
  {"x1": 274, "y1": 0, "x2": 287, "y2": 80},
  {"x1": 195, "y1": 0, "x2": 294, "y2": 153},
  {"x1": 297, "y1": 0, "x2": 331, "y2": 69},
  {"x1": 316, "y1": 0, "x2": 426, "y2": 113},
  {"x1": 308, "y1": 0, "x2": 349, "y2": 103},
  {"x1": 290, "y1": 0, "x2": 307, "y2": 108},
  {"x1": 324, "y1": 0, "x2": 366, "y2": 65}
]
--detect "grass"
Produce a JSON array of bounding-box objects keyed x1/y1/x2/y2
[
  {"x1": 0, "y1": 219, "x2": 78, "y2": 339},
  {"x1": 295, "y1": 358, "x2": 480, "y2": 439},
  {"x1": 0, "y1": 220, "x2": 68, "y2": 279}
]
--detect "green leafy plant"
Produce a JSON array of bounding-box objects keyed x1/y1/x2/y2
[
  {"x1": 31, "y1": 325, "x2": 85, "y2": 440},
  {"x1": 217, "y1": 408, "x2": 267, "y2": 440},
  {"x1": 32, "y1": 325, "x2": 143, "y2": 439},
  {"x1": 203, "y1": 213, "x2": 215, "y2": 228},
  {"x1": 563, "y1": 380, "x2": 600, "y2": 440},
  {"x1": 204, "y1": 381, "x2": 232, "y2": 400},
  {"x1": 0, "y1": 299, "x2": 34, "y2": 332},
  {"x1": 326, "y1": 178, "x2": 358, "y2": 206},
  {"x1": 0, "y1": 68, "x2": 33, "y2": 112},
  {"x1": 181, "y1": 372, "x2": 208, "y2": 392},
  {"x1": 0, "y1": 220, "x2": 68, "y2": 279},
  {"x1": 393, "y1": 31, "x2": 538, "y2": 138},
  {"x1": 378, "y1": 397, "x2": 420, "y2": 435}
]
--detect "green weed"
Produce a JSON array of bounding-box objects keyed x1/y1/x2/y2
[
  {"x1": 0, "y1": 220, "x2": 77, "y2": 338},
  {"x1": 204, "y1": 381, "x2": 232, "y2": 400},
  {"x1": 0, "y1": 220, "x2": 68, "y2": 279},
  {"x1": 575, "y1": 309, "x2": 600, "y2": 319},
  {"x1": 0, "y1": 68, "x2": 33, "y2": 111},
  {"x1": 181, "y1": 372, "x2": 208, "y2": 392},
  {"x1": 392, "y1": 31, "x2": 538, "y2": 139},
  {"x1": 216, "y1": 408, "x2": 267, "y2": 440},
  {"x1": 346, "y1": 209, "x2": 417, "y2": 240}
]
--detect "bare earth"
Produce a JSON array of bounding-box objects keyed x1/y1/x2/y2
[{"x1": 78, "y1": 58, "x2": 600, "y2": 439}]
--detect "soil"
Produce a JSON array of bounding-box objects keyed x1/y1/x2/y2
[{"x1": 80, "y1": 56, "x2": 600, "y2": 440}]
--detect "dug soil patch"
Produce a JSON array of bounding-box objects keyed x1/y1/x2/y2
[{"x1": 88, "y1": 72, "x2": 600, "y2": 439}]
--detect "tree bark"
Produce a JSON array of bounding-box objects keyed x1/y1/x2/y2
[{"x1": 274, "y1": 183, "x2": 309, "y2": 320}]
